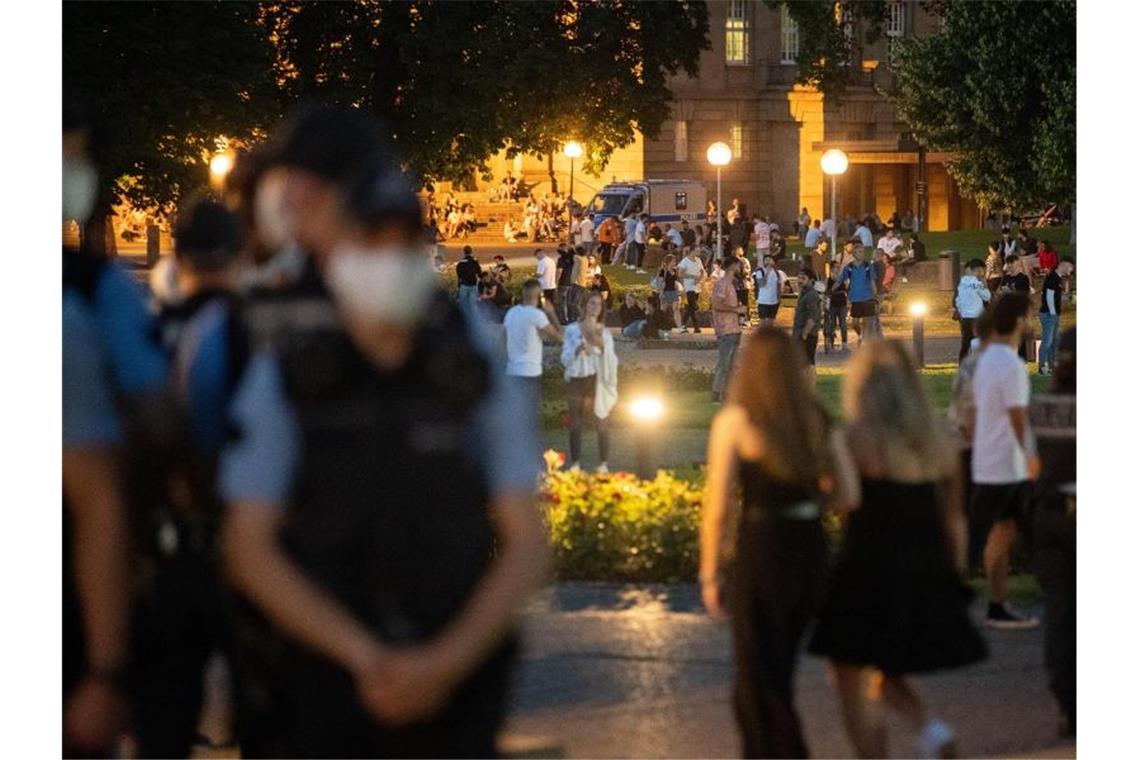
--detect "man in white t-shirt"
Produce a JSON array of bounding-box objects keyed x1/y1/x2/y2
[
  {"x1": 534, "y1": 248, "x2": 558, "y2": 305},
  {"x1": 504, "y1": 279, "x2": 564, "y2": 409},
  {"x1": 632, "y1": 214, "x2": 648, "y2": 272},
  {"x1": 578, "y1": 213, "x2": 595, "y2": 258},
  {"x1": 676, "y1": 248, "x2": 707, "y2": 334},
  {"x1": 876, "y1": 228, "x2": 903, "y2": 258},
  {"x1": 970, "y1": 291, "x2": 1040, "y2": 630},
  {"x1": 753, "y1": 216, "x2": 771, "y2": 267},
  {"x1": 752, "y1": 253, "x2": 786, "y2": 328}
]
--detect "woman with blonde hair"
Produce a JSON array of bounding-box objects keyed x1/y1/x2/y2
[
  {"x1": 809, "y1": 341, "x2": 987, "y2": 758},
  {"x1": 701, "y1": 329, "x2": 859, "y2": 757}
]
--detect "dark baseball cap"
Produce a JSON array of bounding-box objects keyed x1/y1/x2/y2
[
  {"x1": 266, "y1": 103, "x2": 391, "y2": 185},
  {"x1": 343, "y1": 162, "x2": 424, "y2": 235}
]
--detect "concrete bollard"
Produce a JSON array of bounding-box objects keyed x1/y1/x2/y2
[
  {"x1": 146, "y1": 223, "x2": 161, "y2": 269},
  {"x1": 938, "y1": 249, "x2": 960, "y2": 291}
]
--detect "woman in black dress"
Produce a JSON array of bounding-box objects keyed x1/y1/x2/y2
[
  {"x1": 701, "y1": 329, "x2": 860, "y2": 758},
  {"x1": 809, "y1": 341, "x2": 987, "y2": 758}
]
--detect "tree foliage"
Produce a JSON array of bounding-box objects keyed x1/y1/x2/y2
[
  {"x1": 888, "y1": 0, "x2": 1075, "y2": 208},
  {"x1": 63, "y1": 2, "x2": 278, "y2": 214},
  {"x1": 262, "y1": 0, "x2": 710, "y2": 182},
  {"x1": 764, "y1": 0, "x2": 888, "y2": 101}
]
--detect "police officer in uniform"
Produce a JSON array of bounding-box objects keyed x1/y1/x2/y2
[
  {"x1": 63, "y1": 106, "x2": 172, "y2": 757},
  {"x1": 218, "y1": 108, "x2": 548, "y2": 757}
]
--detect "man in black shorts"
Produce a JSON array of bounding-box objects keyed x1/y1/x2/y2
[
  {"x1": 970, "y1": 292, "x2": 1040, "y2": 629},
  {"x1": 836, "y1": 244, "x2": 880, "y2": 343}
]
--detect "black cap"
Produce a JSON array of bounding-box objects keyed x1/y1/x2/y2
[{"x1": 266, "y1": 103, "x2": 390, "y2": 186}]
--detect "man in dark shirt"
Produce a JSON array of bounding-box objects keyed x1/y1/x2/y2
[
  {"x1": 681, "y1": 220, "x2": 697, "y2": 250},
  {"x1": 1038, "y1": 256, "x2": 1074, "y2": 376},
  {"x1": 792, "y1": 268, "x2": 823, "y2": 374},
  {"x1": 456, "y1": 245, "x2": 482, "y2": 312},
  {"x1": 555, "y1": 245, "x2": 576, "y2": 324}
]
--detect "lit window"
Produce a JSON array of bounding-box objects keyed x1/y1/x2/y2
[
  {"x1": 725, "y1": 0, "x2": 750, "y2": 66},
  {"x1": 887, "y1": 2, "x2": 907, "y2": 66},
  {"x1": 731, "y1": 124, "x2": 743, "y2": 159},
  {"x1": 674, "y1": 120, "x2": 688, "y2": 162},
  {"x1": 780, "y1": 5, "x2": 799, "y2": 64}
]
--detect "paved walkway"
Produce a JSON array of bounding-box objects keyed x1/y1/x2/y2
[{"x1": 505, "y1": 584, "x2": 1072, "y2": 759}]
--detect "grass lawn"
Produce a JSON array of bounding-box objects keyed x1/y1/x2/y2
[{"x1": 540, "y1": 366, "x2": 1053, "y2": 472}]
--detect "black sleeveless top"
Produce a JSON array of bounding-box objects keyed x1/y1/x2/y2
[{"x1": 738, "y1": 459, "x2": 819, "y2": 516}]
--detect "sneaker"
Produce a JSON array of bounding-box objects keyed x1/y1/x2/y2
[
  {"x1": 596, "y1": 463, "x2": 609, "y2": 474},
  {"x1": 901, "y1": 276, "x2": 909, "y2": 283},
  {"x1": 678, "y1": 327, "x2": 689, "y2": 334},
  {"x1": 917, "y1": 719, "x2": 957, "y2": 759},
  {"x1": 693, "y1": 327, "x2": 702, "y2": 334},
  {"x1": 985, "y1": 602, "x2": 1040, "y2": 630}
]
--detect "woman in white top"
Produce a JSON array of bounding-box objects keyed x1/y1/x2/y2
[{"x1": 560, "y1": 292, "x2": 619, "y2": 472}]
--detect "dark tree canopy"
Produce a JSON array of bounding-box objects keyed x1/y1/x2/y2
[
  {"x1": 63, "y1": 1, "x2": 277, "y2": 214},
  {"x1": 263, "y1": 0, "x2": 710, "y2": 182},
  {"x1": 888, "y1": 0, "x2": 1076, "y2": 209},
  {"x1": 764, "y1": 0, "x2": 888, "y2": 101}
]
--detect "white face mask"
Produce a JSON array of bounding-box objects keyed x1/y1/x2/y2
[
  {"x1": 254, "y1": 172, "x2": 295, "y2": 251},
  {"x1": 63, "y1": 159, "x2": 97, "y2": 224},
  {"x1": 326, "y1": 245, "x2": 437, "y2": 327}
]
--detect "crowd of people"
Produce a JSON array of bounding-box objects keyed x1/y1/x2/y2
[{"x1": 64, "y1": 94, "x2": 1076, "y2": 758}]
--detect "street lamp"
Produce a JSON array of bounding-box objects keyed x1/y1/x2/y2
[
  {"x1": 209, "y1": 150, "x2": 235, "y2": 192},
  {"x1": 564, "y1": 141, "x2": 583, "y2": 244},
  {"x1": 909, "y1": 300, "x2": 927, "y2": 367},
  {"x1": 629, "y1": 395, "x2": 665, "y2": 480},
  {"x1": 706, "y1": 142, "x2": 732, "y2": 263},
  {"x1": 820, "y1": 148, "x2": 849, "y2": 264}
]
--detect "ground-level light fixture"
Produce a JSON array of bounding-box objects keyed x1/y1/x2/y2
[
  {"x1": 629, "y1": 394, "x2": 665, "y2": 480},
  {"x1": 909, "y1": 300, "x2": 927, "y2": 367}
]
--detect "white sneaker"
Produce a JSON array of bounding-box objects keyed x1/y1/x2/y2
[
  {"x1": 636, "y1": 268, "x2": 647, "y2": 274},
  {"x1": 568, "y1": 462, "x2": 581, "y2": 472},
  {"x1": 901, "y1": 276, "x2": 909, "y2": 283},
  {"x1": 678, "y1": 327, "x2": 689, "y2": 334},
  {"x1": 596, "y1": 463, "x2": 609, "y2": 474},
  {"x1": 917, "y1": 719, "x2": 956, "y2": 759}
]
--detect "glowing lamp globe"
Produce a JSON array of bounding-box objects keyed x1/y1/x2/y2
[
  {"x1": 563, "y1": 141, "x2": 584, "y2": 159},
  {"x1": 706, "y1": 142, "x2": 732, "y2": 167},
  {"x1": 820, "y1": 148, "x2": 849, "y2": 176}
]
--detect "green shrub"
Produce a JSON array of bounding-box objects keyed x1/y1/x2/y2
[{"x1": 539, "y1": 453, "x2": 704, "y2": 583}]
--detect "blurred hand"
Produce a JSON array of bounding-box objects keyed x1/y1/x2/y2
[
  {"x1": 1028, "y1": 455, "x2": 1042, "y2": 481},
  {"x1": 64, "y1": 676, "x2": 128, "y2": 754},
  {"x1": 356, "y1": 646, "x2": 461, "y2": 727},
  {"x1": 701, "y1": 580, "x2": 728, "y2": 622}
]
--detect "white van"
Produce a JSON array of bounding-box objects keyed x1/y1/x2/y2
[{"x1": 586, "y1": 180, "x2": 707, "y2": 226}]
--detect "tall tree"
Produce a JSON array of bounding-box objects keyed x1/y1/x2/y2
[
  {"x1": 888, "y1": 0, "x2": 1076, "y2": 210},
  {"x1": 63, "y1": 1, "x2": 277, "y2": 251},
  {"x1": 261, "y1": 0, "x2": 710, "y2": 183}
]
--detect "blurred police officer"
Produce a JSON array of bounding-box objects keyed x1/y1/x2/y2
[
  {"x1": 62, "y1": 105, "x2": 171, "y2": 757},
  {"x1": 218, "y1": 106, "x2": 549, "y2": 757},
  {"x1": 130, "y1": 197, "x2": 245, "y2": 757}
]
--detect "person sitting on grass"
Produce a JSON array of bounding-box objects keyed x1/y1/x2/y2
[{"x1": 619, "y1": 293, "x2": 648, "y2": 339}]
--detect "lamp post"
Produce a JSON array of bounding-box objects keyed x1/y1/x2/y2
[
  {"x1": 209, "y1": 150, "x2": 235, "y2": 193},
  {"x1": 564, "y1": 141, "x2": 583, "y2": 244},
  {"x1": 630, "y1": 395, "x2": 665, "y2": 480},
  {"x1": 820, "y1": 148, "x2": 849, "y2": 265},
  {"x1": 909, "y1": 301, "x2": 927, "y2": 367},
  {"x1": 706, "y1": 142, "x2": 732, "y2": 263}
]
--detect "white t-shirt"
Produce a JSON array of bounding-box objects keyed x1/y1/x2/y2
[
  {"x1": 677, "y1": 256, "x2": 706, "y2": 292},
  {"x1": 877, "y1": 235, "x2": 903, "y2": 257},
  {"x1": 634, "y1": 221, "x2": 647, "y2": 244},
  {"x1": 535, "y1": 255, "x2": 557, "y2": 290},
  {"x1": 578, "y1": 218, "x2": 594, "y2": 243},
  {"x1": 971, "y1": 343, "x2": 1030, "y2": 484},
  {"x1": 504, "y1": 305, "x2": 551, "y2": 378},
  {"x1": 753, "y1": 265, "x2": 785, "y2": 305},
  {"x1": 754, "y1": 222, "x2": 771, "y2": 249}
]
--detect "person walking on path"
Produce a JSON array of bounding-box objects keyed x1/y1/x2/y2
[
  {"x1": 824, "y1": 272, "x2": 849, "y2": 354},
  {"x1": 809, "y1": 341, "x2": 987, "y2": 759},
  {"x1": 753, "y1": 253, "x2": 786, "y2": 329},
  {"x1": 504, "y1": 279, "x2": 563, "y2": 412},
  {"x1": 560, "y1": 292, "x2": 618, "y2": 472},
  {"x1": 970, "y1": 292, "x2": 1042, "y2": 630},
  {"x1": 655, "y1": 254, "x2": 683, "y2": 332},
  {"x1": 555, "y1": 245, "x2": 576, "y2": 324},
  {"x1": 955, "y1": 258, "x2": 991, "y2": 362},
  {"x1": 1038, "y1": 257, "x2": 1075, "y2": 376},
  {"x1": 701, "y1": 329, "x2": 859, "y2": 759},
  {"x1": 711, "y1": 257, "x2": 746, "y2": 404},
  {"x1": 836, "y1": 245, "x2": 880, "y2": 345},
  {"x1": 456, "y1": 245, "x2": 482, "y2": 313},
  {"x1": 677, "y1": 247, "x2": 707, "y2": 334},
  {"x1": 792, "y1": 268, "x2": 823, "y2": 380},
  {"x1": 985, "y1": 242, "x2": 1004, "y2": 294}
]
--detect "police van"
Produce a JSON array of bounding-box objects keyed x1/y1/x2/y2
[{"x1": 586, "y1": 180, "x2": 707, "y2": 226}]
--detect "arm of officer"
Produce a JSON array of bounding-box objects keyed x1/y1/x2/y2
[{"x1": 219, "y1": 354, "x2": 385, "y2": 677}]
